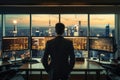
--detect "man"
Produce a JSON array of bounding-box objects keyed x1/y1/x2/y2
[{"x1": 42, "y1": 23, "x2": 75, "y2": 80}]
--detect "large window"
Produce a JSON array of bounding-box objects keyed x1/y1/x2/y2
[
  {"x1": 90, "y1": 14, "x2": 115, "y2": 37},
  {"x1": 31, "y1": 14, "x2": 59, "y2": 58},
  {"x1": 61, "y1": 14, "x2": 88, "y2": 36},
  {"x1": 2, "y1": 14, "x2": 30, "y2": 60},
  {"x1": 4, "y1": 14, "x2": 30, "y2": 36},
  {"x1": 89, "y1": 14, "x2": 115, "y2": 61},
  {"x1": 61, "y1": 14, "x2": 88, "y2": 58},
  {"x1": 0, "y1": 14, "x2": 116, "y2": 61},
  {"x1": 32, "y1": 14, "x2": 59, "y2": 36}
]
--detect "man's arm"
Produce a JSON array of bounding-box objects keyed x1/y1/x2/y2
[
  {"x1": 42, "y1": 41, "x2": 50, "y2": 73},
  {"x1": 69, "y1": 41, "x2": 75, "y2": 71}
]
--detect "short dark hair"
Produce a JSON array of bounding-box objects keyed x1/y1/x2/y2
[{"x1": 55, "y1": 23, "x2": 65, "y2": 35}]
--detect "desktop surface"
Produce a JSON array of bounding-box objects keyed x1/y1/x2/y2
[
  {"x1": 0, "y1": 61, "x2": 12, "y2": 67},
  {"x1": 89, "y1": 58, "x2": 120, "y2": 65},
  {"x1": 19, "y1": 59, "x2": 104, "y2": 71},
  {"x1": 19, "y1": 59, "x2": 105, "y2": 80}
]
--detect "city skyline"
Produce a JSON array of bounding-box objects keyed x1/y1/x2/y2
[
  {"x1": 0, "y1": 14, "x2": 115, "y2": 28},
  {"x1": 0, "y1": 14, "x2": 115, "y2": 37}
]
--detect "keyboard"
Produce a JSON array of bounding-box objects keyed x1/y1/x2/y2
[
  {"x1": 22, "y1": 59, "x2": 39, "y2": 64},
  {"x1": 29, "y1": 60, "x2": 40, "y2": 64}
]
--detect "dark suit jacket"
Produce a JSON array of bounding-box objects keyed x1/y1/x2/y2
[{"x1": 42, "y1": 36, "x2": 75, "y2": 76}]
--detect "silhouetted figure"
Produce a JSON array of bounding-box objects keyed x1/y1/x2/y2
[{"x1": 42, "y1": 23, "x2": 75, "y2": 80}]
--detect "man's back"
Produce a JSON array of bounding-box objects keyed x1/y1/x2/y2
[
  {"x1": 47, "y1": 36, "x2": 74, "y2": 70},
  {"x1": 42, "y1": 36, "x2": 75, "y2": 75},
  {"x1": 42, "y1": 22, "x2": 75, "y2": 80}
]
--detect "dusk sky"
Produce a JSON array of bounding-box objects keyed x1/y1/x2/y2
[{"x1": 0, "y1": 14, "x2": 115, "y2": 29}]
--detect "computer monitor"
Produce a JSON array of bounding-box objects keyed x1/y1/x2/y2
[
  {"x1": 89, "y1": 37, "x2": 115, "y2": 53},
  {"x1": 2, "y1": 37, "x2": 28, "y2": 52},
  {"x1": 65, "y1": 37, "x2": 87, "y2": 50},
  {"x1": 32, "y1": 36, "x2": 87, "y2": 50},
  {"x1": 32, "y1": 37, "x2": 53, "y2": 50}
]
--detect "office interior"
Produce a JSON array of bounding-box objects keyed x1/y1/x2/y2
[{"x1": 0, "y1": 0, "x2": 120, "y2": 80}]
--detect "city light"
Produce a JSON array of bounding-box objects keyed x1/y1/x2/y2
[
  {"x1": 13, "y1": 20, "x2": 17, "y2": 25},
  {"x1": 96, "y1": 34, "x2": 100, "y2": 37},
  {"x1": 110, "y1": 33, "x2": 113, "y2": 37}
]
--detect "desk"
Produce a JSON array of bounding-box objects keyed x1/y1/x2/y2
[
  {"x1": 0, "y1": 61, "x2": 12, "y2": 67},
  {"x1": 0, "y1": 61, "x2": 12, "y2": 71},
  {"x1": 19, "y1": 59, "x2": 104, "y2": 80},
  {"x1": 89, "y1": 59, "x2": 120, "y2": 66},
  {"x1": 89, "y1": 59, "x2": 120, "y2": 80}
]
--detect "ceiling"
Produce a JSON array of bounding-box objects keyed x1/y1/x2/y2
[
  {"x1": 0, "y1": 0, "x2": 120, "y2": 14},
  {"x1": 0, "y1": 0, "x2": 120, "y2": 5}
]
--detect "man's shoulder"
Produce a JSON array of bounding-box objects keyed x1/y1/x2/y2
[
  {"x1": 47, "y1": 37, "x2": 72, "y2": 44},
  {"x1": 46, "y1": 38, "x2": 55, "y2": 43},
  {"x1": 64, "y1": 38, "x2": 72, "y2": 43}
]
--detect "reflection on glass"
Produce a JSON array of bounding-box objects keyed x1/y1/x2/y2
[
  {"x1": 32, "y1": 14, "x2": 59, "y2": 36},
  {"x1": 4, "y1": 14, "x2": 30, "y2": 36},
  {"x1": 61, "y1": 14, "x2": 88, "y2": 36},
  {"x1": 90, "y1": 14, "x2": 115, "y2": 37}
]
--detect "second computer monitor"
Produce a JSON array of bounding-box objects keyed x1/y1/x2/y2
[{"x1": 32, "y1": 37, "x2": 87, "y2": 50}]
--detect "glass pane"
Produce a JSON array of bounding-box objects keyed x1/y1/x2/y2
[
  {"x1": 31, "y1": 14, "x2": 59, "y2": 58},
  {"x1": 32, "y1": 14, "x2": 59, "y2": 36},
  {"x1": 4, "y1": 14, "x2": 30, "y2": 36},
  {"x1": 89, "y1": 14, "x2": 115, "y2": 61},
  {"x1": 2, "y1": 14, "x2": 30, "y2": 60},
  {"x1": 61, "y1": 14, "x2": 88, "y2": 58},
  {"x1": 90, "y1": 14, "x2": 115, "y2": 37},
  {"x1": 2, "y1": 37, "x2": 29, "y2": 61},
  {"x1": 61, "y1": 14, "x2": 88, "y2": 36}
]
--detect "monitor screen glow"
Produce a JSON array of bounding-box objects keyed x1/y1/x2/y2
[
  {"x1": 2, "y1": 37, "x2": 28, "y2": 51},
  {"x1": 32, "y1": 37, "x2": 87, "y2": 50},
  {"x1": 89, "y1": 37, "x2": 115, "y2": 53}
]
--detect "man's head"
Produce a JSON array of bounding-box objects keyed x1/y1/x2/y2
[{"x1": 55, "y1": 23, "x2": 65, "y2": 35}]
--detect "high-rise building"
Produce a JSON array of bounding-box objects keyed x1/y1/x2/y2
[
  {"x1": 35, "y1": 28, "x2": 40, "y2": 36},
  {"x1": 105, "y1": 24, "x2": 110, "y2": 37},
  {"x1": 112, "y1": 29, "x2": 115, "y2": 37},
  {"x1": 13, "y1": 25, "x2": 17, "y2": 36}
]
